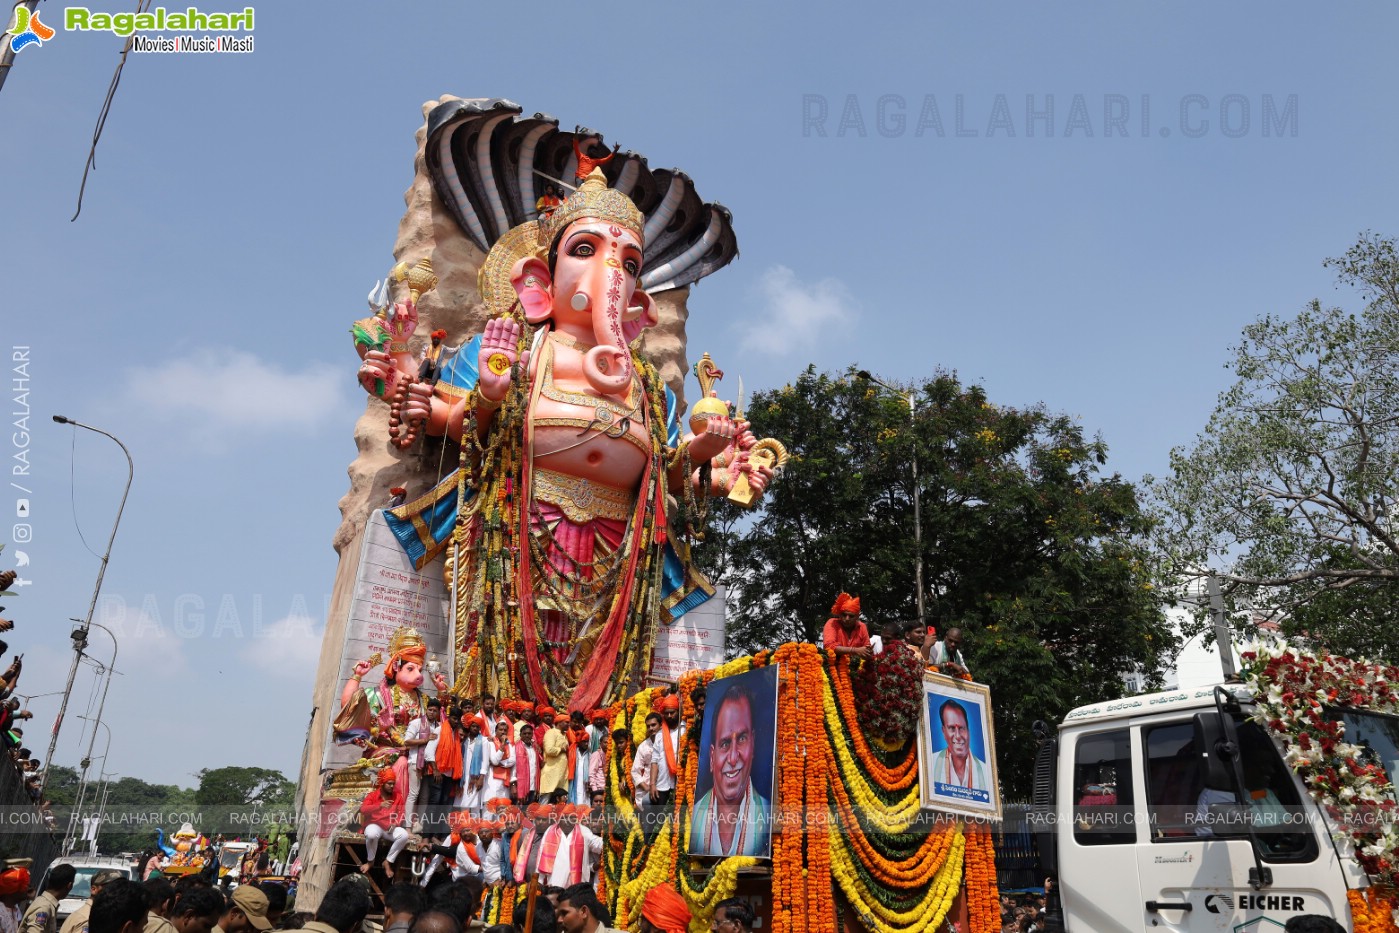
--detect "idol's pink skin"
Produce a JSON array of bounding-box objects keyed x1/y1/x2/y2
[
  {"x1": 361, "y1": 217, "x2": 771, "y2": 497},
  {"x1": 339, "y1": 657, "x2": 447, "y2": 710},
  {"x1": 356, "y1": 300, "x2": 422, "y2": 400}
]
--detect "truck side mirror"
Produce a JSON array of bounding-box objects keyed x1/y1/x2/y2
[{"x1": 1192, "y1": 711, "x2": 1236, "y2": 791}]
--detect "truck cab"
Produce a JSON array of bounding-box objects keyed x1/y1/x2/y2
[{"x1": 1031, "y1": 684, "x2": 1373, "y2": 931}]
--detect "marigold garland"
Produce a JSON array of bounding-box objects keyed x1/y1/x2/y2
[
  {"x1": 1348, "y1": 888, "x2": 1399, "y2": 933},
  {"x1": 963, "y1": 824, "x2": 1002, "y2": 933}
]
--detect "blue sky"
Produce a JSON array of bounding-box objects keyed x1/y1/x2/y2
[{"x1": 4, "y1": 2, "x2": 1397, "y2": 790}]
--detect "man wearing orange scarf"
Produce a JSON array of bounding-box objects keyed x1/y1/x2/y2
[
  {"x1": 538, "y1": 708, "x2": 568, "y2": 802},
  {"x1": 509, "y1": 803, "x2": 553, "y2": 883},
  {"x1": 646, "y1": 693, "x2": 685, "y2": 840},
  {"x1": 822, "y1": 592, "x2": 872, "y2": 659},
  {"x1": 537, "y1": 804, "x2": 603, "y2": 887},
  {"x1": 512, "y1": 722, "x2": 540, "y2": 805},
  {"x1": 360, "y1": 768, "x2": 410, "y2": 880},
  {"x1": 638, "y1": 885, "x2": 691, "y2": 933}
]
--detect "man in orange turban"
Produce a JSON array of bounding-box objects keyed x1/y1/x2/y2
[
  {"x1": 0, "y1": 866, "x2": 31, "y2": 907},
  {"x1": 646, "y1": 693, "x2": 685, "y2": 842},
  {"x1": 359, "y1": 767, "x2": 409, "y2": 879},
  {"x1": 822, "y1": 592, "x2": 871, "y2": 659},
  {"x1": 639, "y1": 884, "x2": 692, "y2": 933}
]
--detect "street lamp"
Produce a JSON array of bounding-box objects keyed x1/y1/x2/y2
[
  {"x1": 67, "y1": 710, "x2": 115, "y2": 855},
  {"x1": 856, "y1": 371, "x2": 925, "y2": 629},
  {"x1": 63, "y1": 752, "x2": 106, "y2": 857},
  {"x1": 70, "y1": 623, "x2": 119, "y2": 834},
  {"x1": 94, "y1": 771, "x2": 119, "y2": 857},
  {"x1": 43, "y1": 417, "x2": 132, "y2": 798}
]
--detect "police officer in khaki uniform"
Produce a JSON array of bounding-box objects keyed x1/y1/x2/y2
[
  {"x1": 59, "y1": 871, "x2": 124, "y2": 933},
  {"x1": 21, "y1": 864, "x2": 75, "y2": 933}
]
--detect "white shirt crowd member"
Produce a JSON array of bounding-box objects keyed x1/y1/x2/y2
[
  {"x1": 630, "y1": 740, "x2": 655, "y2": 808},
  {"x1": 651, "y1": 720, "x2": 685, "y2": 793}
]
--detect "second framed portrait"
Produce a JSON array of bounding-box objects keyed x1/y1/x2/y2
[{"x1": 918, "y1": 673, "x2": 1002, "y2": 820}]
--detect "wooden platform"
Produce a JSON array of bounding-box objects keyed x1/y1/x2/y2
[{"x1": 331, "y1": 833, "x2": 436, "y2": 918}]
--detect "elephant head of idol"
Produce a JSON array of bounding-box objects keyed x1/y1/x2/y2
[{"x1": 509, "y1": 169, "x2": 659, "y2": 396}]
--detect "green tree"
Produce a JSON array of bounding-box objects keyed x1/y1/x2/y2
[
  {"x1": 1147, "y1": 233, "x2": 1399, "y2": 660},
  {"x1": 28, "y1": 767, "x2": 198, "y2": 857},
  {"x1": 699, "y1": 366, "x2": 1171, "y2": 798},
  {"x1": 195, "y1": 766, "x2": 294, "y2": 808},
  {"x1": 194, "y1": 766, "x2": 294, "y2": 835}
]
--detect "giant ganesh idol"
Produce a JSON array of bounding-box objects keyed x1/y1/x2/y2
[{"x1": 351, "y1": 100, "x2": 773, "y2": 714}]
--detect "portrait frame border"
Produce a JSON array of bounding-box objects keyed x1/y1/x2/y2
[
  {"x1": 685, "y1": 662, "x2": 781, "y2": 860},
  {"x1": 917, "y1": 671, "x2": 1002, "y2": 822}
]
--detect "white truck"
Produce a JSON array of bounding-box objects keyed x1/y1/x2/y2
[{"x1": 1030, "y1": 682, "x2": 1385, "y2": 931}]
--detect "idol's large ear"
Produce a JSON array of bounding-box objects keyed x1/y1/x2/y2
[
  {"x1": 510, "y1": 257, "x2": 554, "y2": 325},
  {"x1": 622, "y1": 287, "x2": 659, "y2": 344}
]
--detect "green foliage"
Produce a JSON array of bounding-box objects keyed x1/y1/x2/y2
[
  {"x1": 697, "y1": 366, "x2": 1172, "y2": 798},
  {"x1": 1147, "y1": 233, "x2": 1399, "y2": 660},
  {"x1": 194, "y1": 766, "x2": 294, "y2": 809},
  {"x1": 41, "y1": 766, "x2": 199, "y2": 856}
]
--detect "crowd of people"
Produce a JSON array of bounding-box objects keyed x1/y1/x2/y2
[
  {"x1": 0, "y1": 858, "x2": 755, "y2": 933},
  {"x1": 0, "y1": 560, "x2": 58, "y2": 829},
  {"x1": 354, "y1": 686, "x2": 695, "y2": 890}
]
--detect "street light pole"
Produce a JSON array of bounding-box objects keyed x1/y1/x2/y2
[
  {"x1": 43, "y1": 416, "x2": 133, "y2": 799},
  {"x1": 66, "y1": 712, "x2": 113, "y2": 856},
  {"x1": 856, "y1": 372, "x2": 925, "y2": 629},
  {"x1": 67, "y1": 632, "x2": 117, "y2": 856},
  {"x1": 94, "y1": 771, "x2": 118, "y2": 856}
]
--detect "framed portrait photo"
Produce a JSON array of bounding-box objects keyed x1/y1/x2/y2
[
  {"x1": 918, "y1": 673, "x2": 1002, "y2": 820},
  {"x1": 687, "y1": 664, "x2": 779, "y2": 859}
]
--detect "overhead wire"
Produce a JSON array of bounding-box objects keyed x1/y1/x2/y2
[
  {"x1": 72, "y1": 0, "x2": 152, "y2": 221},
  {"x1": 68, "y1": 429, "x2": 104, "y2": 560}
]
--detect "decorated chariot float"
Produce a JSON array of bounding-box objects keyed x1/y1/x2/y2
[
  {"x1": 294, "y1": 96, "x2": 1012, "y2": 932},
  {"x1": 304, "y1": 96, "x2": 1399, "y2": 933}
]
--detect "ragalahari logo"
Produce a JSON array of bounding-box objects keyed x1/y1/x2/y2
[{"x1": 6, "y1": 6, "x2": 55, "y2": 53}]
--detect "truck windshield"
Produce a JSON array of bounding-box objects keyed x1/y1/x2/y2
[
  {"x1": 1145, "y1": 718, "x2": 1313, "y2": 860},
  {"x1": 1326, "y1": 706, "x2": 1399, "y2": 798}
]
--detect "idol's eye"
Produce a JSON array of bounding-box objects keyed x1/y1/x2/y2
[
  {"x1": 571, "y1": 242, "x2": 596, "y2": 258},
  {"x1": 623, "y1": 258, "x2": 640, "y2": 276}
]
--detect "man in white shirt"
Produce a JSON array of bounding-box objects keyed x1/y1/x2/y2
[
  {"x1": 513, "y1": 722, "x2": 541, "y2": 804},
  {"x1": 484, "y1": 720, "x2": 516, "y2": 803},
  {"x1": 647, "y1": 695, "x2": 685, "y2": 839},
  {"x1": 538, "y1": 806, "x2": 604, "y2": 887},
  {"x1": 630, "y1": 714, "x2": 660, "y2": 808},
  {"x1": 459, "y1": 716, "x2": 490, "y2": 814},
  {"x1": 403, "y1": 699, "x2": 441, "y2": 831},
  {"x1": 479, "y1": 820, "x2": 507, "y2": 885},
  {"x1": 926, "y1": 628, "x2": 971, "y2": 679}
]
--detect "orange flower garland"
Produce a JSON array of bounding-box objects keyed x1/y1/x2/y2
[
  {"x1": 598, "y1": 641, "x2": 998, "y2": 933},
  {"x1": 963, "y1": 824, "x2": 1002, "y2": 933},
  {"x1": 1350, "y1": 888, "x2": 1399, "y2": 933},
  {"x1": 827, "y1": 655, "x2": 919, "y2": 788}
]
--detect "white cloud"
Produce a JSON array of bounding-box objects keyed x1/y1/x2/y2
[
  {"x1": 740, "y1": 265, "x2": 858, "y2": 356},
  {"x1": 92, "y1": 598, "x2": 191, "y2": 674},
  {"x1": 239, "y1": 613, "x2": 324, "y2": 679},
  {"x1": 119, "y1": 350, "x2": 351, "y2": 438}
]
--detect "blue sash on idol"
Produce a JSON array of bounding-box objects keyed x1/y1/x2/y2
[{"x1": 381, "y1": 335, "x2": 711, "y2": 621}]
